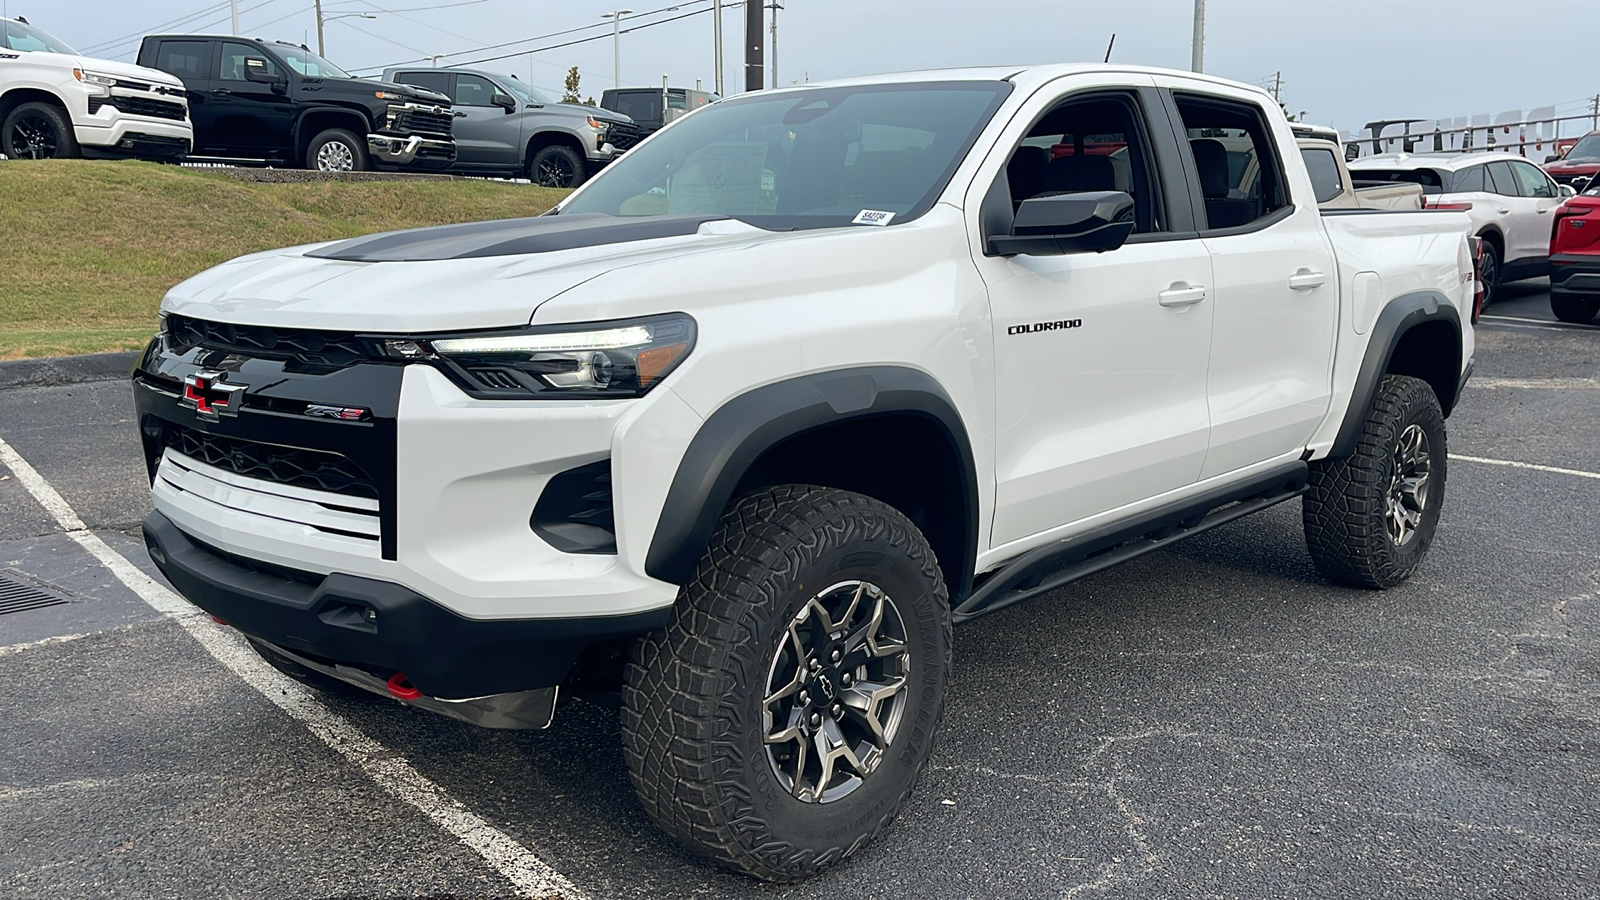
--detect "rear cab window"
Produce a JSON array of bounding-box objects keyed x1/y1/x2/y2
[
  {"x1": 154, "y1": 40, "x2": 212, "y2": 81},
  {"x1": 393, "y1": 71, "x2": 451, "y2": 95},
  {"x1": 1173, "y1": 94, "x2": 1290, "y2": 230},
  {"x1": 1301, "y1": 147, "x2": 1344, "y2": 203}
]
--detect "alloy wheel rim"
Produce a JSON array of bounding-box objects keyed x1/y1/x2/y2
[
  {"x1": 537, "y1": 156, "x2": 574, "y2": 187},
  {"x1": 762, "y1": 580, "x2": 911, "y2": 804},
  {"x1": 1385, "y1": 423, "x2": 1431, "y2": 546},
  {"x1": 316, "y1": 142, "x2": 355, "y2": 172},
  {"x1": 10, "y1": 112, "x2": 58, "y2": 159}
]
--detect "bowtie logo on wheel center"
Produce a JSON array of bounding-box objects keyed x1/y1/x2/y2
[{"x1": 179, "y1": 370, "x2": 246, "y2": 422}]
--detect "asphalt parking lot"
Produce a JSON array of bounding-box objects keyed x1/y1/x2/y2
[{"x1": 2, "y1": 281, "x2": 1597, "y2": 900}]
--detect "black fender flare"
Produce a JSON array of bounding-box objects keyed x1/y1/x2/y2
[
  {"x1": 292, "y1": 106, "x2": 373, "y2": 161},
  {"x1": 1329, "y1": 289, "x2": 1462, "y2": 459},
  {"x1": 644, "y1": 366, "x2": 980, "y2": 600}
]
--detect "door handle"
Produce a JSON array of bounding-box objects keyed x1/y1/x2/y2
[
  {"x1": 1495, "y1": 206, "x2": 1511, "y2": 214},
  {"x1": 211, "y1": 88, "x2": 232, "y2": 95},
  {"x1": 1288, "y1": 269, "x2": 1327, "y2": 291},
  {"x1": 1537, "y1": 206, "x2": 1552, "y2": 214},
  {"x1": 1158, "y1": 285, "x2": 1208, "y2": 308}
]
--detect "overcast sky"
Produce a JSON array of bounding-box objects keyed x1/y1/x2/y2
[{"x1": 13, "y1": 0, "x2": 1599, "y2": 134}]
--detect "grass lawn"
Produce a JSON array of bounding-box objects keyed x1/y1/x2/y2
[{"x1": 0, "y1": 160, "x2": 566, "y2": 359}]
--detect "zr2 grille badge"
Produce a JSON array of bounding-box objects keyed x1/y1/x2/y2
[
  {"x1": 179, "y1": 370, "x2": 246, "y2": 421},
  {"x1": 304, "y1": 404, "x2": 371, "y2": 421}
]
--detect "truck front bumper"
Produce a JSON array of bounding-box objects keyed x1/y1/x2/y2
[
  {"x1": 367, "y1": 133, "x2": 455, "y2": 168},
  {"x1": 144, "y1": 509, "x2": 669, "y2": 704}
]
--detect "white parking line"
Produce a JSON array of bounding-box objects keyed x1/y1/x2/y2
[
  {"x1": 0, "y1": 436, "x2": 587, "y2": 900},
  {"x1": 1450, "y1": 453, "x2": 1600, "y2": 481},
  {"x1": 1479, "y1": 314, "x2": 1600, "y2": 331}
]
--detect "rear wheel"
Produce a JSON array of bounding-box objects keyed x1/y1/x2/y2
[
  {"x1": 306, "y1": 128, "x2": 367, "y2": 172},
  {"x1": 1476, "y1": 238, "x2": 1501, "y2": 306},
  {"x1": 1551, "y1": 294, "x2": 1600, "y2": 324},
  {"x1": 1303, "y1": 375, "x2": 1447, "y2": 589},
  {"x1": 621, "y1": 485, "x2": 951, "y2": 881},
  {"x1": 528, "y1": 144, "x2": 586, "y2": 188},
  {"x1": 1, "y1": 102, "x2": 79, "y2": 160}
]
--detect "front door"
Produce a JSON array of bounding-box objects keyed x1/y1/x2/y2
[
  {"x1": 1507, "y1": 158, "x2": 1562, "y2": 264},
  {"x1": 211, "y1": 41, "x2": 294, "y2": 158},
  {"x1": 1161, "y1": 82, "x2": 1338, "y2": 478},
  {"x1": 450, "y1": 73, "x2": 522, "y2": 169},
  {"x1": 974, "y1": 82, "x2": 1215, "y2": 548}
]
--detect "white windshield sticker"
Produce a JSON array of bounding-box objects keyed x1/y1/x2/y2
[{"x1": 852, "y1": 209, "x2": 895, "y2": 226}]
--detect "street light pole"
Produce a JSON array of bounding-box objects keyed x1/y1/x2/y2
[
  {"x1": 602, "y1": 9, "x2": 633, "y2": 91},
  {"x1": 230, "y1": 0, "x2": 239, "y2": 34},
  {"x1": 315, "y1": 0, "x2": 324, "y2": 56},
  {"x1": 712, "y1": 0, "x2": 723, "y2": 96},
  {"x1": 315, "y1": 9, "x2": 376, "y2": 56},
  {"x1": 1190, "y1": 0, "x2": 1205, "y2": 73},
  {"x1": 768, "y1": 2, "x2": 782, "y2": 90}
]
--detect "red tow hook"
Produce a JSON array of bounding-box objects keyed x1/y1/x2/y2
[
  {"x1": 210, "y1": 614, "x2": 229, "y2": 626},
  {"x1": 386, "y1": 672, "x2": 423, "y2": 700}
]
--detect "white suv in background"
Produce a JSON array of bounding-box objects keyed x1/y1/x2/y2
[
  {"x1": 1, "y1": 17, "x2": 192, "y2": 162},
  {"x1": 1350, "y1": 152, "x2": 1573, "y2": 303}
]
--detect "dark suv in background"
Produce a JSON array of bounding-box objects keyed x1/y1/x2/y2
[
  {"x1": 384, "y1": 66, "x2": 637, "y2": 186},
  {"x1": 138, "y1": 35, "x2": 455, "y2": 171}
]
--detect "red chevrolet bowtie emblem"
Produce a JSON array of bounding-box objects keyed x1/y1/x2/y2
[{"x1": 179, "y1": 370, "x2": 246, "y2": 421}]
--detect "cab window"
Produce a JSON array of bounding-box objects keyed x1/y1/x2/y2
[
  {"x1": 155, "y1": 40, "x2": 210, "y2": 81},
  {"x1": 1486, "y1": 161, "x2": 1517, "y2": 196},
  {"x1": 1301, "y1": 147, "x2": 1344, "y2": 203},
  {"x1": 454, "y1": 74, "x2": 507, "y2": 108},
  {"x1": 1173, "y1": 94, "x2": 1289, "y2": 230},
  {"x1": 1003, "y1": 92, "x2": 1163, "y2": 233},
  {"x1": 393, "y1": 71, "x2": 450, "y2": 95},
  {"x1": 218, "y1": 42, "x2": 277, "y2": 81},
  {"x1": 1510, "y1": 160, "x2": 1555, "y2": 198}
]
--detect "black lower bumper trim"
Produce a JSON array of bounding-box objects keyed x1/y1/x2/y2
[
  {"x1": 1550, "y1": 255, "x2": 1600, "y2": 297},
  {"x1": 143, "y1": 510, "x2": 670, "y2": 699}
]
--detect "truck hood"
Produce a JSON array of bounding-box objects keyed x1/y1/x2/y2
[
  {"x1": 159, "y1": 215, "x2": 790, "y2": 333},
  {"x1": 69, "y1": 55, "x2": 186, "y2": 90},
  {"x1": 1546, "y1": 159, "x2": 1600, "y2": 175},
  {"x1": 310, "y1": 76, "x2": 450, "y2": 105}
]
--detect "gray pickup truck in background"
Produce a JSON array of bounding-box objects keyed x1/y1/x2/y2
[{"x1": 383, "y1": 66, "x2": 639, "y2": 187}]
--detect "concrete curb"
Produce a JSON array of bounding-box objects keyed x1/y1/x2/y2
[{"x1": 0, "y1": 351, "x2": 140, "y2": 391}]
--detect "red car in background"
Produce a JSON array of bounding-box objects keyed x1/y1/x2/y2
[
  {"x1": 1549, "y1": 177, "x2": 1600, "y2": 323},
  {"x1": 1543, "y1": 131, "x2": 1600, "y2": 191}
]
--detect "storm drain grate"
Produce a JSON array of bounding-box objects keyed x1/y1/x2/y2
[{"x1": 0, "y1": 573, "x2": 73, "y2": 616}]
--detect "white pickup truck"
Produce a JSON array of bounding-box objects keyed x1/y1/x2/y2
[
  {"x1": 1, "y1": 16, "x2": 191, "y2": 161},
  {"x1": 133, "y1": 64, "x2": 1475, "y2": 881}
]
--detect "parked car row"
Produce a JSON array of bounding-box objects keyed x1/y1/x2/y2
[{"x1": 3, "y1": 16, "x2": 678, "y2": 186}]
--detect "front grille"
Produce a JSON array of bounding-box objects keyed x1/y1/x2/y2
[
  {"x1": 89, "y1": 95, "x2": 187, "y2": 122},
  {"x1": 607, "y1": 121, "x2": 641, "y2": 151},
  {"x1": 167, "y1": 315, "x2": 377, "y2": 368},
  {"x1": 393, "y1": 107, "x2": 453, "y2": 138},
  {"x1": 165, "y1": 424, "x2": 378, "y2": 500}
]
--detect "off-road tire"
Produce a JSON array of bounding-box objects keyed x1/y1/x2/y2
[
  {"x1": 1303, "y1": 374, "x2": 1447, "y2": 589},
  {"x1": 528, "y1": 144, "x2": 586, "y2": 188},
  {"x1": 1, "y1": 101, "x2": 79, "y2": 160},
  {"x1": 1551, "y1": 294, "x2": 1600, "y2": 324},
  {"x1": 621, "y1": 485, "x2": 952, "y2": 881},
  {"x1": 305, "y1": 128, "x2": 368, "y2": 172}
]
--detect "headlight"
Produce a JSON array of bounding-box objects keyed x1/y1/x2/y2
[
  {"x1": 586, "y1": 115, "x2": 609, "y2": 133},
  {"x1": 73, "y1": 68, "x2": 117, "y2": 95},
  {"x1": 400, "y1": 314, "x2": 695, "y2": 398}
]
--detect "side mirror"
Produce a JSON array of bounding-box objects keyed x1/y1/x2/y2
[
  {"x1": 988, "y1": 191, "x2": 1136, "y2": 257},
  {"x1": 492, "y1": 94, "x2": 516, "y2": 112},
  {"x1": 242, "y1": 57, "x2": 280, "y2": 84},
  {"x1": 1559, "y1": 183, "x2": 1577, "y2": 198},
  {"x1": 1546, "y1": 154, "x2": 1560, "y2": 163}
]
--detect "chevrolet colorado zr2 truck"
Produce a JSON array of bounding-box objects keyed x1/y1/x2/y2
[
  {"x1": 1, "y1": 17, "x2": 192, "y2": 161},
  {"x1": 132, "y1": 64, "x2": 1476, "y2": 881}
]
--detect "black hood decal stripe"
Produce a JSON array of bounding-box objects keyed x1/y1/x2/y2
[{"x1": 305, "y1": 213, "x2": 731, "y2": 262}]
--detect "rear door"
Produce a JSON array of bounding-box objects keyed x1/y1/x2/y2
[
  {"x1": 971, "y1": 75, "x2": 1216, "y2": 547},
  {"x1": 1158, "y1": 78, "x2": 1339, "y2": 478},
  {"x1": 1484, "y1": 160, "x2": 1532, "y2": 262},
  {"x1": 149, "y1": 39, "x2": 218, "y2": 149}
]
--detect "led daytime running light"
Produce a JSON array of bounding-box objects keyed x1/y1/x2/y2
[{"x1": 432, "y1": 325, "x2": 653, "y2": 355}]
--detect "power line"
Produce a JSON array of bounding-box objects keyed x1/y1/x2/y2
[
  {"x1": 81, "y1": 0, "x2": 288, "y2": 55},
  {"x1": 436, "y1": 5, "x2": 722, "y2": 70}
]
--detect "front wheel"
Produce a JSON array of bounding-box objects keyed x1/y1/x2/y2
[
  {"x1": 306, "y1": 128, "x2": 368, "y2": 172},
  {"x1": 1551, "y1": 294, "x2": 1600, "y2": 324},
  {"x1": 1303, "y1": 374, "x2": 1447, "y2": 589},
  {"x1": 1, "y1": 101, "x2": 79, "y2": 160},
  {"x1": 622, "y1": 485, "x2": 952, "y2": 881},
  {"x1": 528, "y1": 144, "x2": 586, "y2": 188}
]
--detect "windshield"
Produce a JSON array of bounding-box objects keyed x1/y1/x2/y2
[
  {"x1": 562, "y1": 81, "x2": 1012, "y2": 229},
  {"x1": 0, "y1": 19, "x2": 78, "y2": 55},
  {"x1": 270, "y1": 44, "x2": 350, "y2": 78},
  {"x1": 1566, "y1": 135, "x2": 1600, "y2": 162},
  {"x1": 499, "y1": 76, "x2": 551, "y2": 106}
]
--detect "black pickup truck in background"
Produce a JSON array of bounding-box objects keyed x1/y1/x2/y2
[{"x1": 137, "y1": 35, "x2": 455, "y2": 172}]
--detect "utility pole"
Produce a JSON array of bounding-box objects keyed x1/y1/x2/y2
[
  {"x1": 744, "y1": 0, "x2": 763, "y2": 92},
  {"x1": 768, "y1": 2, "x2": 782, "y2": 90},
  {"x1": 230, "y1": 0, "x2": 240, "y2": 34},
  {"x1": 602, "y1": 9, "x2": 634, "y2": 91},
  {"x1": 712, "y1": 0, "x2": 723, "y2": 96},
  {"x1": 1190, "y1": 0, "x2": 1205, "y2": 73},
  {"x1": 1271, "y1": 71, "x2": 1282, "y2": 103},
  {"x1": 314, "y1": 0, "x2": 324, "y2": 55},
  {"x1": 1592, "y1": 94, "x2": 1599, "y2": 131}
]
